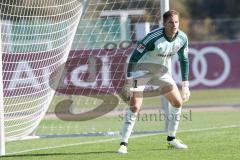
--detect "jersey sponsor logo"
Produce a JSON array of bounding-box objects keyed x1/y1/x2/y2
[
  {"x1": 137, "y1": 44, "x2": 145, "y2": 53},
  {"x1": 156, "y1": 53, "x2": 175, "y2": 57}
]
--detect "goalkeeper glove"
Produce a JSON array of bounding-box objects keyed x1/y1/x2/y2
[{"x1": 181, "y1": 81, "x2": 190, "y2": 102}]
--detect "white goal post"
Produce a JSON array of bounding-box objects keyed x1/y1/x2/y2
[
  {"x1": 0, "y1": 21, "x2": 5, "y2": 156},
  {"x1": 160, "y1": 0, "x2": 170, "y2": 132}
]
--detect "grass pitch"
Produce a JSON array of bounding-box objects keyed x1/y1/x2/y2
[
  {"x1": 2, "y1": 110, "x2": 240, "y2": 160},
  {"x1": 1, "y1": 89, "x2": 240, "y2": 159}
]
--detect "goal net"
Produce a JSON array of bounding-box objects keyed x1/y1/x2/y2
[
  {"x1": 0, "y1": 0, "x2": 83, "y2": 154},
  {"x1": 43, "y1": 0, "x2": 167, "y2": 137},
  {"x1": 0, "y1": 0, "x2": 172, "y2": 155}
]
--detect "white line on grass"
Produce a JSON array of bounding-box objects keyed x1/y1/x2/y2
[{"x1": 8, "y1": 124, "x2": 240, "y2": 155}]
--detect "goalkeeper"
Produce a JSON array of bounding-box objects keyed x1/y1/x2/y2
[{"x1": 118, "y1": 10, "x2": 190, "y2": 154}]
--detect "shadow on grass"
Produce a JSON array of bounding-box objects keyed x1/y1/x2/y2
[
  {"x1": 3, "y1": 148, "x2": 175, "y2": 158},
  {"x1": 129, "y1": 147, "x2": 169, "y2": 153},
  {"x1": 3, "y1": 151, "x2": 115, "y2": 158},
  {"x1": 150, "y1": 148, "x2": 170, "y2": 151}
]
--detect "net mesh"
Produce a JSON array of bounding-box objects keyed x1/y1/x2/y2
[
  {"x1": 44, "y1": 0, "x2": 165, "y2": 136},
  {"x1": 0, "y1": 0, "x2": 83, "y2": 141}
]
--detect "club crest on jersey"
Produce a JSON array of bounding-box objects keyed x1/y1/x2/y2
[{"x1": 137, "y1": 44, "x2": 145, "y2": 53}]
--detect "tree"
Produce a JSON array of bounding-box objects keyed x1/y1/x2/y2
[{"x1": 188, "y1": 0, "x2": 240, "y2": 19}]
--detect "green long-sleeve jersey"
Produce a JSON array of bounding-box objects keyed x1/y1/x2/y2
[{"x1": 128, "y1": 27, "x2": 189, "y2": 81}]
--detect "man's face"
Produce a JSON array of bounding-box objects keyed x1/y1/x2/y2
[{"x1": 163, "y1": 15, "x2": 179, "y2": 36}]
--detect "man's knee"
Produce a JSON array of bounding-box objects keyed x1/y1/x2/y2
[
  {"x1": 130, "y1": 106, "x2": 140, "y2": 113},
  {"x1": 170, "y1": 99, "x2": 183, "y2": 108},
  {"x1": 130, "y1": 92, "x2": 143, "y2": 112},
  {"x1": 130, "y1": 100, "x2": 141, "y2": 112},
  {"x1": 130, "y1": 96, "x2": 142, "y2": 113}
]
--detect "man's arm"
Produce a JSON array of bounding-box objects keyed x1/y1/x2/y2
[
  {"x1": 127, "y1": 41, "x2": 154, "y2": 77},
  {"x1": 177, "y1": 41, "x2": 189, "y2": 81},
  {"x1": 177, "y1": 39, "x2": 190, "y2": 102}
]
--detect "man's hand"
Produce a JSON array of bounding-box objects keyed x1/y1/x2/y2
[{"x1": 181, "y1": 81, "x2": 190, "y2": 102}]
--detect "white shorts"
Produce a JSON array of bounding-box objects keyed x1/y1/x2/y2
[{"x1": 129, "y1": 71, "x2": 176, "y2": 92}]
